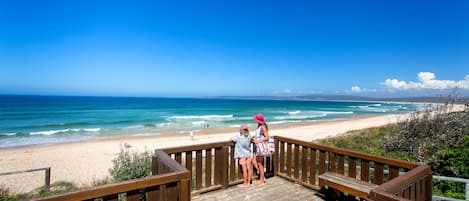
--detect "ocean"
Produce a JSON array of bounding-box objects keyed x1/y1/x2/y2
[{"x1": 0, "y1": 95, "x2": 422, "y2": 148}]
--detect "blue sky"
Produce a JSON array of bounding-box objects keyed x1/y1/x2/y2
[{"x1": 0, "y1": 0, "x2": 468, "y2": 97}]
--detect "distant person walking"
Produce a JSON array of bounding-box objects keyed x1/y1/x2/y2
[
  {"x1": 252, "y1": 113, "x2": 269, "y2": 184},
  {"x1": 232, "y1": 124, "x2": 253, "y2": 187}
]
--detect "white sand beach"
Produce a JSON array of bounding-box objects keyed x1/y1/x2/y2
[{"x1": 0, "y1": 104, "x2": 464, "y2": 194}]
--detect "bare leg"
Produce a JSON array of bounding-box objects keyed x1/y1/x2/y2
[
  {"x1": 238, "y1": 158, "x2": 249, "y2": 187},
  {"x1": 252, "y1": 156, "x2": 258, "y2": 170},
  {"x1": 246, "y1": 158, "x2": 252, "y2": 185},
  {"x1": 256, "y1": 156, "x2": 265, "y2": 184}
]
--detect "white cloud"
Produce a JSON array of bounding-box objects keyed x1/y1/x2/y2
[
  {"x1": 350, "y1": 86, "x2": 376, "y2": 93},
  {"x1": 351, "y1": 86, "x2": 362, "y2": 93},
  {"x1": 417, "y1": 72, "x2": 435, "y2": 82},
  {"x1": 382, "y1": 72, "x2": 469, "y2": 90}
]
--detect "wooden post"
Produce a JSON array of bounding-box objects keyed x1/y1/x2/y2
[
  {"x1": 179, "y1": 179, "x2": 191, "y2": 201},
  {"x1": 293, "y1": 145, "x2": 299, "y2": 179},
  {"x1": 301, "y1": 146, "x2": 307, "y2": 182},
  {"x1": 152, "y1": 155, "x2": 159, "y2": 175},
  {"x1": 230, "y1": 146, "x2": 236, "y2": 181},
  {"x1": 361, "y1": 159, "x2": 370, "y2": 182},
  {"x1": 221, "y1": 146, "x2": 229, "y2": 188},
  {"x1": 348, "y1": 157, "x2": 356, "y2": 179},
  {"x1": 310, "y1": 148, "x2": 316, "y2": 185},
  {"x1": 45, "y1": 167, "x2": 51, "y2": 191},
  {"x1": 425, "y1": 174, "x2": 432, "y2": 201},
  {"x1": 374, "y1": 162, "x2": 384, "y2": 185},
  {"x1": 196, "y1": 150, "x2": 203, "y2": 190},
  {"x1": 215, "y1": 146, "x2": 229, "y2": 188},
  {"x1": 205, "y1": 149, "x2": 212, "y2": 187},
  {"x1": 273, "y1": 137, "x2": 279, "y2": 176},
  {"x1": 319, "y1": 150, "x2": 325, "y2": 175},
  {"x1": 279, "y1": 141, "x2": 285, "y2": 174},
  {"x1": 286, "y1": 143, "x2": 292, "y2": 177}
]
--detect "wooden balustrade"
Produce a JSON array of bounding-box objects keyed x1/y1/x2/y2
[
  {"x1": 34, "y1": 150, "x2": 191, "y2": 201},
  {"x1": 274, "y1": 136, "x2": 432, "y2": 201},
  {"x1": 163, "y1": 140, "x2": 274, "y2": 195},
  {"x1": 370, "y1": 165, "x2": 432, "y2": 201},
  {"x1": 36, "y1": 135, "x2": 432, "y2": 201}
]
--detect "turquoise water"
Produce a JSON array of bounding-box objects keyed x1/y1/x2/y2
[{"x1": 0, "y1": 95, "x2": 421, "y2": 148}]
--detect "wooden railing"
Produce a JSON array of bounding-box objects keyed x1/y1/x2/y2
[
  {"x1": 370, "y1": 165, "x2": 432, "y2": 201},
  {"x1": 36, "y1": 135, "x2": 432, "y2": 201},
  {"x1": 34, "y1": 150, "x2": 191, "y2": 201},
  {"x1": 163, "y1": 140, "x2": 274, "y2": 195},
  {"x1": 274, "y1": 136, "x2": 432, "y2": 201},
  {"x1": 0, "y1": 167, "x2": 51, "y2": 191}
]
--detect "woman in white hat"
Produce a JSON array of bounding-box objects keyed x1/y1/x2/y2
[{"x1": 232, "y1": 124, "x2": 253, "y2": 187}]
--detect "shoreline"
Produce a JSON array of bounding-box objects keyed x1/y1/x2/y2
[
  {"x1": 0, "y1": 114, "x2": 375, "y2": 151},
  {"x1": 0, "y1": 99, "x2": 429, "y2": 149},
  {"x1": 0, "y1": 104, "x2": 464, "y2": 194}
]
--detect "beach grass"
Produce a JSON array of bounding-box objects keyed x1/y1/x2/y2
[{"x1": 316, "y1": 124, "x2": 413, "y2": 161}]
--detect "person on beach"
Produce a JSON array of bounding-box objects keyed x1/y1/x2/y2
[
  {"x1": 252, "y1": 113, "x2": 269, "y2": 184},
  {"x1": 232, "y1": 124, "x2": 253, "y2": 187}
]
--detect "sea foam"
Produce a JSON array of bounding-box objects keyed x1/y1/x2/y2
[
  {"x1": 274, "y1": 111, "x2": 353, "y2": 120},
  {"x1": 29, "y1": 128, "x2": 101, "y2": 135},
  {"x1": 167, "y1": 114, "x2": 234, "y2": 121}
]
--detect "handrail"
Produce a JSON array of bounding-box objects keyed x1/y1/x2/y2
[
  {"x1": 160, "y1": 139, "x2": 275, "y2": 195},
  {"x1": 274, "y1": 136, "x2": 432, "y2": 201},
  {"x1": 0, "y1": 167, "x2": 51, "y2": 191},
  {"x1": 34, "y1": 171, "x2": 189, "y2": 201},
  {"x1": 155, "y1": 150, "x2": 189, "y2": 173},
  {"x1": 375, "y1": 165, "x2": 431, "y2": 193},
  {"x1": 275, "y1": 136, "x2": 418, "y2": 169},
  {"x1": 163, "y1": 140, "x2": 233, "y2": 154},
  {"x1": 36, "y1": 151, "x2": 191, "y2": 201}
]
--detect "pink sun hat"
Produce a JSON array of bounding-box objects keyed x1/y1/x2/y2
[{"x1": 253, "y1": 113, "x2": 265, "y2": 124}]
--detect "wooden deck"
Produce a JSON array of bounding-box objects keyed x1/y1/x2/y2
[{"x1": 192, "y1": 177, "x2": 325, "y2": 201}]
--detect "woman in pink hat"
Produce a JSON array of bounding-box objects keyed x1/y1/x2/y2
[{"x1": 252, "y1": 113, "x2": 269, "y2": 184}]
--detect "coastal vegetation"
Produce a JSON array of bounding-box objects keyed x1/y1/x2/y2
[
  {"x1": 0, "y1": 181, "x2": 77, "y2": 201},
  {"x1": 319, "y1": 104, "x2": 469, "y2": 199},
  {"x1": 109, "y1": 148, "x2": 152, "y2": 182}
]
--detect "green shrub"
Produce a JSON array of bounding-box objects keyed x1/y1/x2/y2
[
  {"x1": 0, "y1": 185, "x2": 30, "y2": 201},
  {"x1": 109, "y1": 148, "x2": 152, "y2": 182},
  {"x1": 321, "y1": 100, "x2": 469, "y2": 200},
  {"x1": 433, "y1": 180, "x2": 466, "y2": 200},
  {"x1": 90, "y1": 177, "x2": 114, "y2": 187},
  {"x1": 432, "y1": 135, "x2": 469, "y2": 178},
  {"x1": 32, "y1": 181, "x2": 78, "y2": 198},
  {"x1": 381, "y1": 109, "x2": 469, "y2": 165},
  {"x1": 319, "y1": 125, "x2": 410, "y2": 160}
]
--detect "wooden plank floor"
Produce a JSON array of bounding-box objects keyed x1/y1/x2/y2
[{"x1": 192, "y1": 177, "x2": 325, "y2": 201}]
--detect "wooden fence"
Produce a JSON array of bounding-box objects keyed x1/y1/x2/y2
[
  {"x1": 274, "y1": 136, "x2": 432, "y2": 201},
  {"x1": 34, "y1": 150, "x2": 191, "y2": 201},
  {"x1": 163, "y1": 140, "x2": 274, "y2": 195},
  {"x1": 36, "y1": 135, "x2": 432, "y2": 201},
  {"x1": 0, "y1": 167, "x2": 51, "y2": 191}
]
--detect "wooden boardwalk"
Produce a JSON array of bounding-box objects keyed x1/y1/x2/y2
[{"x1": 192, "y1": 177, "x2": 325, "y2": 201}]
